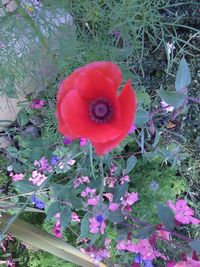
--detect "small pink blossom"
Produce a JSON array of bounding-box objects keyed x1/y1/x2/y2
[
  {"x1": 89, "y1": 217, "x2": 106, "y2": 234},
  {"x1": 34, "y1": 157, "x2": 52, "y2": 172},
  {"x1": 88, "y1": 196, "x2": 99, "y2": 206},
  {"x1": 52, "y1": 224, "x2": 62, "y2": 238},
  {"x1": 29, "y1": 170, "x2": 47, "y2": 186},
  {"x1": 109, "y1": 203, "x2": 119, "y2": 211},
  {"x1": 67, "y1": 159, "x2": 76, "y2": 166},
  {"x1": 81, "y1": 187, "x2": 96, "y2": 198},
  {"x1": 30, "y1": 99, "x2": 45, "y2": 109},
  {"x1": 80, "y1": 137, "x2": 88, "y2": 146},
  {"x1": 117, "y1": 239, "x2": 166, "y2": 261},
  {"x1": 120, "y1": 175, "x2": 130, "y2": 184},
  {"x1": 128, "y1": 124, "x2": 136, "y2": 134},
  {"x1": 10, "y1": 173, "x2": 24, "y2": 182},
  {"x1": 105, "y1": 176, "x2": 116, "y2": 188},
  {"x1": 167, "y1": 199, "x2": 200, "y2": 225},
  {"x1": 161, "y1": 100, "x2": 174, "y2": 112},
  {"x1": 71, "y1": 212, "x2": 81, "y2": 222},
  {"x1": 73, "y1": 176, "x2": 90, "y2": 188},
  {"x1": 103, "y1": 193, "x2": 113, "y2": 203},
  {"x1": 121, "y1": 192, "x2": 138, "y2": 206},
  {"x1": 174, "y1": 258, "x2": 200, "y2": 267}
]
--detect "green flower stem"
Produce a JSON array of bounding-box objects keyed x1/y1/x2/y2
[
  {"x1": 90, "y1": 143, "x2": 96, "y2": 180},
  {"x1": 99, "y1": 157, "x2": 105, "y2": 203}
]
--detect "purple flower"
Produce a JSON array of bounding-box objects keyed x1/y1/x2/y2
[
  {"x1": 96, "y1": 214, "x2": 104, "y2": 223},
  {"x1": 50, "y1": 155, "x2": 60, "y2": 165},
  {"x1": 63, "y1": 136, "x2": 72, "y2": 145},
  {"x1": 32, "y1": 195, "x2": 45, "y2": 209}
]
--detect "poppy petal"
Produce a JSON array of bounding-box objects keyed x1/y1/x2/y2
[
  {"x1": 92, "y1": 81, "x2": 136, "y2": 155},
  {"x1": 59, "y1": 90, "x2": 122, "y2": 142}
]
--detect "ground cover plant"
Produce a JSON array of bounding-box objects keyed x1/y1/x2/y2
[{"x1": 0, "y1": 0, "x2": 200, "y2": 266}]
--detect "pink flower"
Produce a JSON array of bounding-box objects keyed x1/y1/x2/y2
[
  {"x1": 30, "y1": 99, "x2": 45, "y2": 109},
  {"x1": 34, "y1": 157, "x2": 52, "y2": 172},
  {"x1": 71, "y1": 212, "x2": 81, "y2": 222},
  {"x1": 80, "y1": 137, "x2": 88, "y2": 146},
  {"x1": 167, "y1": 199, "x2": 200, "y2": 225},
  {"x1": 128, "y1": 124, "x2": 136, "y2": 134},
  {"x1": 10, "y1": 173, "x2": 24, "y2": 182},
  {"x1": 29, "y1": 170, "x2": 47, "y2": 186},
  {"x1": 52, "y1": 224, "x2": 62, "y2": 238},
  {"x1": 109, "y1": 203, "x2": 119, "y2": 211},
  {"x1": 161, "y1": 100, "x2": 174, "y2": 112},
  {"x1": 81, "y1": 187, "x2": 96, "y2": 198},
  {"x1": 88, "y1": 196, "x2": 99, "y2": 206},
  {"x1": 117, "y1": 239, "x2": 166, "y2": 261},
  {"x1": 89, "y1": 217, "x2": 106, "y2": 234},
  {"x1": 121, "y1": 192, "x2": 138, "y2": 207},
  {"x1": 103, "y1": 193, "x2": 113, "y2": 203},
  {"x1": 67, "y1": 159, "x2": 76, "y2": 166},
  {"x1": 174, "y1": 258, "x2": 200, "y2": 267},
  {"x1": 73, "y1": 176, "x2": 90, "y2": 188},
  {"x1": 120, "y1": 175, "x2": 130, "y2": 184}
]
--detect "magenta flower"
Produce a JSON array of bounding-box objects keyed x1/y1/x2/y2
[
  {"x1": 10, "y1": 173, "x2": 24, "y2": 182},
  {"x1": 52, "y1": 224, "x2": 62, "y2": 238},
  {"x1": 79, "y1": 137, "x2": 88, "y2": 146},
  {"x1": 121, "y1": 192, "x2": 138, "y2": 206},
  {"x1": 63, "y1": 136, "x2": 72, "y2": 145},
  {"x1": 29, "y1": 170, "x2": 47, "y2": 186},
  {"x1": 89, "y1": 217, "x2": 106, "y2": 234},
  {"x1": 30, "y1": 99, "x2": 45, "y2": 109},
  {"x1": 117, "y1": 239, "x2": 166, "y2": 261},
  {"x1": 128, "y1": 124, "x2": 136, "y2": 134},
  {"x1": 167, "y1": 199, "x2": 200, "y2": 225},
  {"x1": 161, "y1": 100, "x2": 174, "y2": 112},
  {"x1": 71, "y1": 212, "x2": 81, "y2": 222},
  {"x1": 109, "y1": 203, "x2": 119, "y2": 211}
]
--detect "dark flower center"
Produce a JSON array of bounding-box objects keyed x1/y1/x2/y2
[
  {"x1": 89, "y1": 98, "x2": 113, "y2": 123},
  {"x1": 96, "y1": 214, "x2": 104, "y2": 223}
]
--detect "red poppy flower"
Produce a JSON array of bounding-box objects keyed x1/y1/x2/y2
[{"x1": 56, "y1": 61, "x2": 136, "y2": 156}]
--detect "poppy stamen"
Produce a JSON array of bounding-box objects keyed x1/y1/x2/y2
[{"x1": 89, "y1": 98, "x2": 113, "y2": 123}]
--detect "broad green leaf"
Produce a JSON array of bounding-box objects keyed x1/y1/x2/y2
[
  {"x1": 158, "y1": 90, "x2": 186, "y2": 108},
  {"x1": 60, "y1": 206, "x2": 71, "y2": 231},
  {"x1": 29, "y1": 146, "x2": 43, "y2": 162},
  {"x1": 135, "y1": 225, "x2": 155, "y2": 239},
  {"x1": 0, "y1": 213, "x2": 104, "y2": 267},
  {"x1": 46, "y1": 201, "x2": 61, "y2": 221},
  {"x1": 14, "y1": 180, "x2": 37, "y2": 193},
  {"x1": 80, "y1": 213, "x2": 90, "y2": 238},
  {"x1": 189, "y1": 239, "x2": 200, "y2": 253},
  {"x1": 126, "y1": 155, "x2": 137, "y2": 174},
  {"x1": 136, "y1": 90, "x2": 151, "y2": 107},
  {"x1": 113, "y1": 182, "x2": 128, "y2": 202},
  {"x1": 108, "y1": 210, "x2": 125, "y2": 223},
  {"x1": 175, "y1": 57, "x2": 191, "y2": 92},
  {"x1": 17, "y1": 109, "x2": 29, "y2": 127},
  {"x1": 135, "y1": 108, "x2": 149, "y2": 126},
  {"x1": 157, "y1": 203, "x2": 175, "y2": 231}
]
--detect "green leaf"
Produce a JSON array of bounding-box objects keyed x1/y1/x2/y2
[
  {"x1": 158, "y1": 90, "x2": 187, "y2": 108},
  {"x1": 108, "y1": 210, "x2": 125, "y2": 223},
  {"x1": 135, "y1": 225, "x2": 155, "y2": 239},
  {"x1": 60, "y1": 206, "x2": 71, "y2": 231},
  {"x1": 175, "y1": 57, "x2": 191, "y2": 92},
  {"x1": 126, "y1": 155, "x2": 137, "y2": 174},
  {"x1": 46, "y1": 202, "x2": 61, "y2": 221},
  {"x1": 17, "y1": 109, "x2": 29, "y2": 127},
  {"x1": 113, "y1": 182, "x2": 128, "y2": 202},
  {"x1": 157, "y1": 203, "x2": 175, "y2": 231},
  {"x1": 135, "y1": 108, "x2": 149, "y2": 126},
  {"x1": 80, "y1": 213, "x2": 90, "y2": 238},
  {"x1": 189, "y1": 239, "x2": 200, "y2": 253},
  {"x1": 28, "y1": 146, "x2": 43, "y2": 162},
  {"x1": 14, "y1": 180, "x2": 37, "y2": 193},
  {"x1": 70, "y1": 196, "x2": 82, "y2": 210}
]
